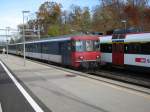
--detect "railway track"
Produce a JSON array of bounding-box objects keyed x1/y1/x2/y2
[{"x1": 92, "y1": 67, "x2": 150, "y2": 88}]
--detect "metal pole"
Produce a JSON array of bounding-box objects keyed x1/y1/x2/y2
[
  {"x1": 124, "y1": 22, "x2": 127, "y2": 33},
  {"x1": 22, "y1": 10, "x2": 30, "y2": 66},
  {"x1": 5, "y1": 28, "x2": 8, "y2": 57},
  {"x1": 6, "y1": 27, "x2": 9, "y2": 57},
  {"x1": 22, "y1": 11, "x2": 26, "y2": 66},
  {"x1": 141, "y1": 14, "x2": 145, "y2": 32},
  {"x1": 38, "y1": 25, "x2": 40, "y2": 40},
  {"x1": 121, "y1": 20, "x2": 127, "y2": 33},
  {"x1": 5, "y1": 27, "x2": 9, "y2": 57}
]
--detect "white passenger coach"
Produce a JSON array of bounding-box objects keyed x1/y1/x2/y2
[{"x1": 100, "y1": 32, "x2": 150, "y2": 71}]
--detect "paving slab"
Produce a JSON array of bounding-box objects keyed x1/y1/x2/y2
[{"x1": 0, "y1": 54, "x2": 150, "y2": 112}]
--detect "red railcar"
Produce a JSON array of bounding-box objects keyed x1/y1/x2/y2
[
  {"x1": 8, "y1": 35, "x2": 101, "y2": 69},
  {"x1": 71, "y1": 36, "x2": 101, "y2": 68}
]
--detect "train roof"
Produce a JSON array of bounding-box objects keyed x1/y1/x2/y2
[
  {"x1": 9, "y1": 35, "x2": 99, "y2": 45},
  {"x1": 124, "y1": 33, "x2": 150, "y2": 43},
  {"x1": 99, "y1": 35, "x2": 112, "y2": 43},
  {"x1": 28, "y1": 37, "x2": 70, "y2": 44},
  {"x1": 71, "y1": 35, "x2": 99, "y2": 40},
  {"x1": 9, "y1": 37, "x2": 70, "y2": 45},
  {"x1": 99, "y1": 33, "x2": 150, "y2": 43}
]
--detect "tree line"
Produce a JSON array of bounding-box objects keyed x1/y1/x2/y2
[{"x1": 12, "y1": 0, "x2": 150, "y2": 43}]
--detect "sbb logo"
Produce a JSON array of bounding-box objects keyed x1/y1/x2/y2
[
  {"x1": 135, "y1": 58, "x2": 150, "y2": 63},
  {"x1": 135, "y1": 58, "x2": 146, "y2": 63}
]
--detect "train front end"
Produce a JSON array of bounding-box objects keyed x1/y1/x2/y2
[{"x1": 71, "y1": 36, "x2": 101, "y2": 69}]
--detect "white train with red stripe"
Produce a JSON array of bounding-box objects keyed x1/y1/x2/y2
[{"x1": 100, "y1": 32, "x2": 150, "y2": 71}]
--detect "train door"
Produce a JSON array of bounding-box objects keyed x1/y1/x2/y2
[
  {"x1": 112, "y1": 43, "x2": 124, "y2": 65},
  {"x1": 60, "y1": 41, "x2": 71, "y2": 65}
]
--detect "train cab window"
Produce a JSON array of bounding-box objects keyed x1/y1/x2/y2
[
  {"x1": 75, "y1": 40, "x2": 84, "y2": 52},
  {"x1": 85, "y1": 40, "x2": 94, "y2": 51},
  {"x1": 72, "y1": 40, "x2": 99, "y2": 52}
]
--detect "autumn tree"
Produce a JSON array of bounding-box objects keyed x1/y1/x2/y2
[
  {"x1": 92, "y1": 0, "x2": 150, "y2": 33},
  {"x1": 63, "y1": 5, "x2": 91, "y2": 33},
  {"x1": 92, "y1": 0, "x2": 125, "y2": 33},
  {"x1": 124, "y1": 5, "x2": 140, "y2": 26},
  {"x1": 143, "y1": 7, "x2": 150, "y2": 31},
  {"x1": 81, "y1": 7, "x2": 91, "y2": 32},
  {"x1": 21, "y1": 0, "x2": 150, "y2": 39},
  {"x1": 124, "y1": 0, "x2": 150, "y2": 30},
  {"x1": 36, "y1": 1, "x2": 62, "y2": 36},
  {"x1": 68, "y1": 5, "x2": 83, "y2": 32},
  {"x1": 127, "y1": 0, "x2": 148, "y2": 7}
]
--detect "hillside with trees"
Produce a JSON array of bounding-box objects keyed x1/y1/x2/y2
[{"x1": 18, "y1": 0, "x2": 150, "y2": 40}]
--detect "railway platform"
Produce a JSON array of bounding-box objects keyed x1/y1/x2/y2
[{"x1": 0, "y1": 54, "x2": 150, "y2": 112}]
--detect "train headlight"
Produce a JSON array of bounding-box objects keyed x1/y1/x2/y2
[
  {"x1": 79, "y1": 56, "x2": 84, "y2": 60},
  {"x1": 96, "y1": 55, "x2": 100, "y2": 59}
]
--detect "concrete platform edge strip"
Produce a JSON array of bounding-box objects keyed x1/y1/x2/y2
[
  {"x1": 0, "y1": 103, "x2": 2, "y2": 112},
  {"x1": 0, "y1": 61, "x2": 44, "y2": 112}
]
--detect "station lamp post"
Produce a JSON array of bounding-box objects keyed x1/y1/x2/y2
[
  {"x1": 22, "y1": 10, "x2": 30, "y2": 66},
  {"x1": 5, "y1": 27, "x2": 10, "y2": 57},
  {"x1": 121, "y1": 20, "x2": 127, "y2": 33}
]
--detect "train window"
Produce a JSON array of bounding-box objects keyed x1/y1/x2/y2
[
  {"x1": 75, "y1": 40, "x2": 84, "y2": 52},
  {"x1": 68, "y1": 42, "x2": 71, "y2": 51},
  {"x1": 112, "y1": 35, "x2": 118, "y2": 39},
  {"x1": 32, "y1": 44, "x2": 38, "y2": 53},
  {"x1": 140, "y1": 42, "x2": 150, "y2": 54},
  {"x1": 72, "y1": 40, "x2": 100, "y2": 52},
  {"x1": 42, "y1": 42, "x2": 46, "y2": 53},
  {"x1": 124, "y1": 44, "x2": 128, "y2": 52},
  {"x1": 125, "y1": 43, "x2": 141, "y2": 54},
  {"x1": 42, "y1": 42, "x2": 49, "y2": 54},
  {"x1": 108, "y1": 44, "x2": 112, "y2": 52},
  {"x1": 101, "y1": 44, "x2": 112, "y2": 53},
  {"x1": 85, "y1": 40, "x2": 94, "y2": 52},
  {"x1": 42, "y1": 41, "x2": 60, "y2": 55},
  {"x1": 134, "y1": 44, "x2": 141, "y2": 53},
  {"x1": 127, "y1": 44, "x2": 133, "y2": 53},
  {"x1": 119, "y1": 34, "x2": 125, "y2": 39},
  {"x1": 29, "y1": 44, "x2": 32, "y2": 52}
]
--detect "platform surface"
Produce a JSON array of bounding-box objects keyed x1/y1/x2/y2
[
  {"x1": 0, "y1": 63, "x2": 35, "y2": 112},
  {"x1": 0, "y1": 54, "x2": 150, "y2": 112}
]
